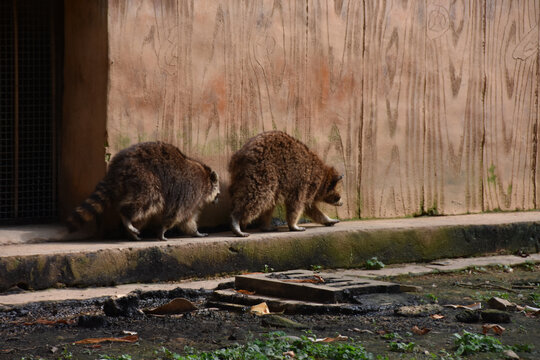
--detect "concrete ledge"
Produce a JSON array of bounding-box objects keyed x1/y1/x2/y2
[{"x1": 1, "y1": 212, "x2": 539, "y2": 292}]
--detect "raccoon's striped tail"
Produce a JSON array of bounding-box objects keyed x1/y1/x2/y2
[{"x1": 66, "y1": 180, "x2": 113, "y2": 232}]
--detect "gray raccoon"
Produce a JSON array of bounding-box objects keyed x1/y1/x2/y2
[
  {"x1": 228, "y1": 131, "x2": 343, "y2": 237},
  {"x1": 67, "y1": 141, "x2": 220, "y2": 240}
]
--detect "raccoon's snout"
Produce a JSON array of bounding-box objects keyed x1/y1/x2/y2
[{"x1": 334, "y1": 199, "x2": 343, "y2": 206}]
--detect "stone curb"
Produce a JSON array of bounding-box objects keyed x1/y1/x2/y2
[{"x1": 1, "y1": 213, "x2": 539, "y2": 292}]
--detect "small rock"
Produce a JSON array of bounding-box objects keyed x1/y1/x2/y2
[
  {"x1": 103, "y1": 295, "x2": 142, "y2": 317},
  {"x1": 503, "y1": 349, "x2": 520, "y2": 359},
  {"x1": 395, "y1": 304, "x2": 443, "y2": 317},
  {"x1": 77, "y1": 315, "x2": 108, "y2": 328},
  {"x1": 488, "y1": 297, "x2": 516, "y2": 311},
  {"x1": 480, "y1": 309, "x2": 511, "y2": 323},
  {"x1": 455, "y1": 310, "x2": 480, "y2": 323}
]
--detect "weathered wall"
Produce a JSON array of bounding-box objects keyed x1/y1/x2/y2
[
  {"x1": 60, "y1": 1, "x2": 108, "y2": 217},
  {"x1": 106, "y1": 0, "x2": 540, "y2": 221}
]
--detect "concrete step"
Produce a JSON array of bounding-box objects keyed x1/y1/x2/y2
[
  {"x1": 1, "y1": 253, "x2": 538, "y2": 307},
  {"x1": 1, "y1": 212, "x2": 539, "y2": 293}
]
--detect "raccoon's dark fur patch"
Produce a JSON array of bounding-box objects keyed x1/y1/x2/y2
[
  {"x1": 67, "y1": 142, "x2": 220, "y2": 240},
  {"x1": 228, "y1": 131, "x2": 343, "y2": 237}
]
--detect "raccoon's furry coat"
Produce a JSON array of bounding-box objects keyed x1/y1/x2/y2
[
  {"x1": 228, "y1": 131, "x2": 343, "y2": 237},
  {"x1": 67, "y1": 142, "x2": 220, "y2": 240}
]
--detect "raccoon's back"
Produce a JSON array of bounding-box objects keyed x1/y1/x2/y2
[{"x1": 229, "y1": 131, "x2": 317, "y2": 176}]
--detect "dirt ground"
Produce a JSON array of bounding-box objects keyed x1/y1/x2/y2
[{"x1": 0, "y1": 263, "x2": 538, "y2": 360}]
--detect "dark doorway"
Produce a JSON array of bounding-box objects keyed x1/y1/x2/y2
[{"x1": 0, "y1": 0, "x2": 63, "y2": 224}]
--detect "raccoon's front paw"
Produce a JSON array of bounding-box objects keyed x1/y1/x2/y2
[
  {"x1": 289, "y1": 225, "x2": 306, "y2": 232},
  {"x1": 324, "y1": 218, "x2": 340, "y2": 226},
  {"x1": 194, "y1": 231, "x2": 209, "y2": 237}
]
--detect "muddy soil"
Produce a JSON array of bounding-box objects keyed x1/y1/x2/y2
[{"x1": 0, "y1": 264, "x2": 538, "y2": 360}]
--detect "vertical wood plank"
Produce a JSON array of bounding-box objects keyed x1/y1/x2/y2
[
  {"x1": 484, "y1": 0, "x2": 539, "y2": 211},
  {"x1": 361, "y1": 0, "x2": 425, "y2": 218},
  {"x1": 423, "y1": 0, "x2": 484, "y2": 215}
]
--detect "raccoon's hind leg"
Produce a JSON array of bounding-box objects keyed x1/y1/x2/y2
[
  {"x1": 231, "y1": 215, "x2": 249, "y2": 237},
  {"x1": 119, "y1": 201, "x2": 156, "y2": 241},
  {"x1": 120, "y1": 214, "x2": 142, "y2": 241},
  {"x1": 259, "y1": 207, "x2": 277, "y2": 232},
  {"x1": 285, "y1": 199, "x2": 306, "y2": 232},
  {"x1": 179, "y1": 215, "x2": 208, "y2": 238},
  {"x1": 305, "y1": 204, "x2": 339, "y2": 226}
]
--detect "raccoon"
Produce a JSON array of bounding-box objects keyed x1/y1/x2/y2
[
  {"x1": 228, "y1": 131, "x2": 343, "y2": 237},
  {"x1": 67, "y1": 141, "x2": 220, "y2": 240}
]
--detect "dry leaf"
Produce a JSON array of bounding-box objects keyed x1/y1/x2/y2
[
  {"x1": 143, "y1": 298, "x2": 197, "y2": 315},
  {"x1": 250, "y1": 302, "x2": 270, "y2": 316},
  {"x1": 23, "y1": 318, "x2": 75, "y2": 326},
  {"x1": 235, "y1": 289, "x2": 256, "y2": 295},
  {"x1": 482, "y1": 324, "x2": 505, "y2": 335},
  {"x1": 74, "y1": 335, "x2": 139, "y2": 345},
  {"x1": 443, "y1": 302, "x2": 482, "y2": 310},
  {"x1": 430, "y1": 314, "x2": 445, "y2": 320},
  {"x1": 411, "y1": 326, "x2": 431, "y2": 335},
  {"x1": 283, "y1": 350, "x2": 295, "y2": 358},
  {"x1": 314, "y1": 335, "x2": 348, "y2": 343}
]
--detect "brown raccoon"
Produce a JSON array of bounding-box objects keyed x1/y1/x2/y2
[
  {"x1": 67, "y1": 141, "x2": 220, "y2": 240},
  {"x1": 228, "y1": 131, "x2": 343, "y2": 237}
]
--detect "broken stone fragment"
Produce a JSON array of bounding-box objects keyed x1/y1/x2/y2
[
  {"x1": 394, "y1": 304, "x2": 443, "y2": 317},
  {"x1": 455, "y1": 310, "x2": 480, "y2": 323},
  {"x1": 488, "y1": 297, "x2": 517, "y2": 311},
  {"x1": 480, "y1": 309, "x2": 511, "y2": 323}
]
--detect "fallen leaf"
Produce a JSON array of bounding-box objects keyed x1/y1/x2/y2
[
  {"x1": 314, "y1": 335, "x2": 348, "y2": 343},
  {"x1": 250, "y1": 302, "x2": 270, "y2": 316},
  {"x1": 283, "y1": 350, "x2": 295, "y2": 358},
  {"x1": 411, "y1": 326, "x2": 431, "y2": 335},
  {"x1": 443, "y1": 302, "x2": 482, "y2": 310},
  {"x1": 482, "y1": 324, "x2": 505, "y2": 335},
  {"x1": 430, "y1": 314, "x2": 445, "y2": 320},
  {"x1": 0, "y1": 349, "x2": 14, "y2": 354},
  {"x1": 143, "y1": 298, "x2": 197, "y2": 315},
  {"x1": 235, "y1": 289, "x2": 256, "y2": 295},
  {"x1": 74, "y1": 335, "x2": 139, "y2": 345},
  {"x1": 377, "y1": 330, "x2": 388, "y2": 335},
  {"x1": 23, "y1": 318, "x2": 75, "y2": 326}
]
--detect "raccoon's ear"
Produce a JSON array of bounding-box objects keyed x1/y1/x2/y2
[
  {"x1": 329, "y1": 174, "x2": 344, "y2": 190},
  {"x1": 210, "y1": 170, "x2": 218, "y2": 183}
]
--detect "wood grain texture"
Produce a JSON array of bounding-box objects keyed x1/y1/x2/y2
[
  {"x1": 105, "y1": 1, "x2": 540, "y2": 222},
  {"x1": 484, "y1": 0, "x2": 539, "y2": 211},
  {"x1": 361, "y1": 0, "x2": 425, "y2": 218},
  {"x1": 424, "y1": 0, "x2": 484, "y2": 215},
  {"x1": 107, "y1": 0, "x2": 364, "y2": 220}
]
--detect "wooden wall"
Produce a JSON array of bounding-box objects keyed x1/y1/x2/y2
[{"x1": 106, "y1": 0, "x2": 539, "y2": 221}]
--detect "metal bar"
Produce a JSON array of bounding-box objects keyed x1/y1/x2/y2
[
  {"x1": 50, "y1": 1, "x2": 57, "y2": 214},
  {"x1": 12, "y1": 0, "x2": 19, "y2": 217}
]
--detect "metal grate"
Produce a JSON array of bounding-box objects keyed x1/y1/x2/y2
[{"x1": 0, "y1": 0, "x2": 59, "y2": 224}]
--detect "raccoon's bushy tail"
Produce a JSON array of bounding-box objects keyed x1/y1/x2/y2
[{"x1": 66, "y1": 180, "x2": 113, "y2": 232}]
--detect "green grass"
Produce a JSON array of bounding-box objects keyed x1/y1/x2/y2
[
  {"x1": 365, "y1": 257, "x2": 385, "y2": 270},
  {"x1": 154, "y1": 332, "x2": 373, "y2": 360},
  {"x1": 453, "y1": 330, "x2": 533, "y2": 356}
]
